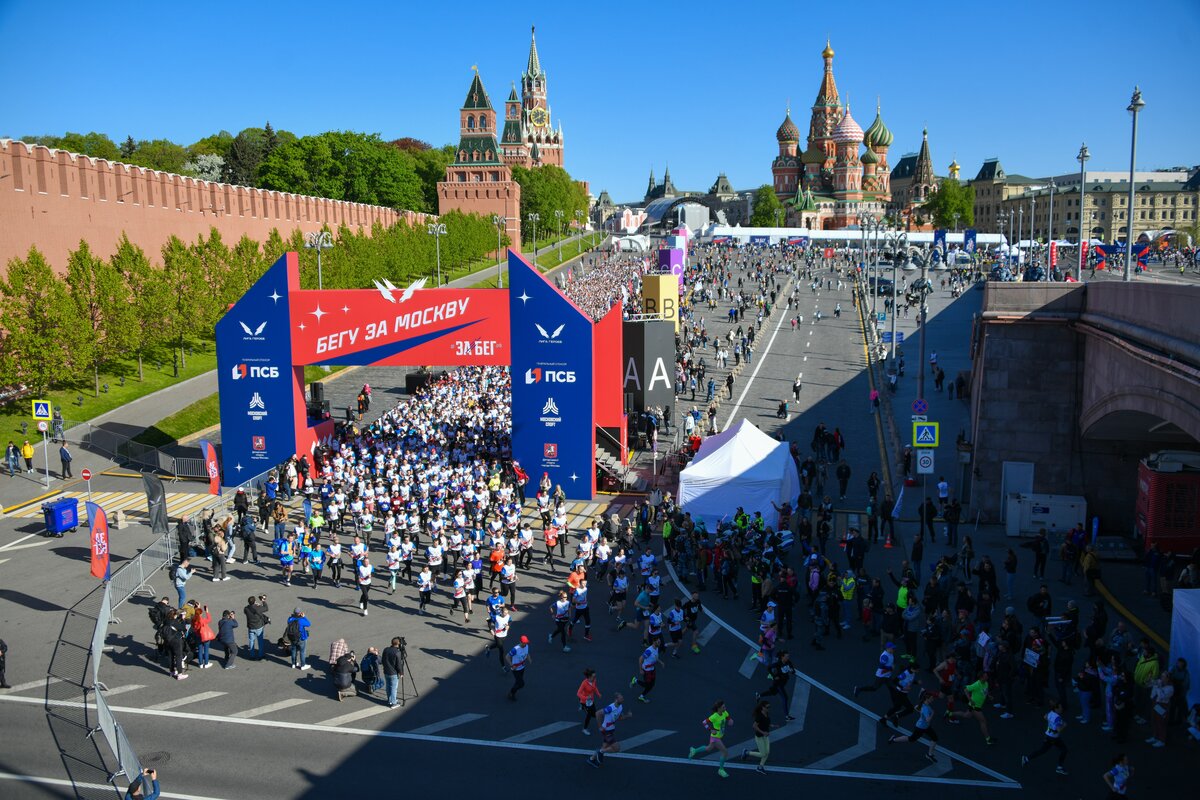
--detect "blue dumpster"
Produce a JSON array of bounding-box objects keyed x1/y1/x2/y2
[{"x1": 42, "y1": 497, "x2": 79, "y2": 537}]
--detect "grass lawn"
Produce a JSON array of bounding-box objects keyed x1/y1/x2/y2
[
  {"x1": 132, "y1": 364, "x2": 347, "y2": 448},
  {"x1": 0, "y1": 342, "x2": 218, "y2": 438},
  {"x1": 463, "y1": 233, "x2": 606, "y2": 289}
]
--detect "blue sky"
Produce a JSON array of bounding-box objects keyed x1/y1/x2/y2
[{"x1": 2, "y1": 0, "x2": 1196, "y2": 204}]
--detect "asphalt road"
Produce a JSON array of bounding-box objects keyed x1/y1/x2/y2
[{"x1": 0, "y1": 260, "x2": 1186, "y2": 799}]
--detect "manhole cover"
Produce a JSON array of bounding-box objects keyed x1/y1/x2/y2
[{"x1": 140, "y1": 751, "x2": 170, "y2": 765}]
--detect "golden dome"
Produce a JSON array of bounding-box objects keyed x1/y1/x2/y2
[{"x1": 822, "y1": 39, "x2": 835, "y2": 59}]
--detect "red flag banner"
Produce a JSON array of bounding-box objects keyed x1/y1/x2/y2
[
  {"x1": 87, "y1": 501, "x2": 110, "y2": 581},
  {"x1": 1050, "y1": 241, "x2": 1058, "y2": 267},
  {"x1": 199, "y1": 439, "x2": 220, "y2": 496}
]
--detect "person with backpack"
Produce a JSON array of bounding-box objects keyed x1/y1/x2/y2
[
  {"x1": 160, "y1": 608, "x2": 188, "y2": 680},
  {"x1": 285, "y1": 609, "x2": 311, "y2": 670},
  {"x1": 172, "y1": 559, "x2": 192, "y2": 608},
  {"x1": 147, "y1": 597, "x2": 172, "y2": 666},
  {"x1": 240, "y1": 513, "x2": 260, "y2": 565}
]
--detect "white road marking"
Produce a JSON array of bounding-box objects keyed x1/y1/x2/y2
[
  {"x1": 318, "y1": 704, "x2": 396, "y2": 727},
  {"x1": 738, "y1": 648, "x2": 760, "y2": 678},
  {"x1": 0, "y1": 694, "x2": 1020, "y2": 788},
  {"x1": 0, "y1": 770, "x2": 230, "y2": 800},
  {"x1": 0, "y1": 558, "x2": 9, "y2": 566},
  {"x1": 723, "y1": 293, "x2": 793, "y2": 431},
  {"x1": 695, "y1": 620, "x2": 721, "y2": 647},
  {"x1": 716, "y1": 682, "x2": 810, "y2": 759},
  {"x1": 2, "y1": 677, "x2": 61, "y2": 693},
  {"x1": 503, "y1": 720, "x2": 577, "y2": 743},
  {"x1": 661, "y1": 562, "x2": 1017, "y2": 786},
  {"x1": 619, "y1": 728, "x2": 675, "y2": 752},
  {"x1": 807, "y1": 714, "x2": 876, "y2": 770},
  {"x1": 409, "y1": 712, "x2": 487, "y2": 734},
  {"x1": 0, "y1": 532, "x2": 43, "y2": 551},
  {"x1": 0, "y1": 540, "x2": 51, "y2": 552},
  {"x1": 145, "y1": 690, "x2": 224, "y2": 710},
  {"x1": 230, "y1": 698, "x2": 312, "y2": 718},
  {"x1": 97, "y1": 684, "x2": 146, "y2": 698},
  {"x1": 917, "y1": 756, "x2": 953, "y2": 777}
]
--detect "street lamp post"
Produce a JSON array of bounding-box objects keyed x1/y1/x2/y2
[
  {"x1": 575, "y1": 209, "x2": 584, "y2": 254},
  {"x1": 1029, "y1": 196, "x2": 1037, "y2": 269},
  {"x1": 1125, "y1": 86, "x2": 1145, "y2": 282},
  {"x1": 304, "y1": 230, "x2": 333, "y2": 290},
  {"x1": 1077, "y1": 143, "x2": 1090, "y2": 282},
  {"x1": 491, "y1": 215, "x2": 507, "y2": 288},
  {"x1": 1047, "y1": 178, "x2": 1057, "y2": 281},
  {"x1": 427, "y1": 222, "x2": 447, "y2": 286},
  {"x1": 527, "y1": 213, "x2": 540, "y2": 268},
  {"x1": 1017, "y1": 206, "x2": 1025, "y2": 266},
  {"x1": 885, "y1": 230, "x2": 907, "y2": 360},
  {"x1": 554, "y1": 209, "x2": 564, "y2": 261}
]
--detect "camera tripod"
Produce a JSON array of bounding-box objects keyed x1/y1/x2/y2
[{"x1": 397, "y1": 645, "x2": 419, "y2": 706}]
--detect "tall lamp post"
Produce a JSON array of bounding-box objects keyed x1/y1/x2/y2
[
  {"x1": 1125, "y1": 86, "x2": 1145, "y2": 282},
  {"x1": 1029, "y1": 196, "x2": 1037, "y2": 269},
  {"x1": 1047, "y1": 178, "x2": 1057, "y2": 280},
  {"x1": 575, "y1": 209, "x2": 585, "y2": 254},
  {"x1": 527, "y1": 212, "x2": 540, "y2": 268},
  {"x1": 1017, "y1": 206, "x2": 1025, "y2": 266},
  {"x1": 304, "y1": 230, "x2": 333, "y2": 290},
  {"x1": 491, "y1": 215, "x2": 507, "y2": 288},
  {"x1": 884, "y1": 230, "x2": 907, "y2": 360},
  {"x1": 1076, "y1": 144, "x2": 1090, "y2": 281},
  {"x1": 427, "y1": 222, "x2": 446, "y2": 286},
  {"x1": 554, "y1": 209, "x2": 564, "y2": 261}
]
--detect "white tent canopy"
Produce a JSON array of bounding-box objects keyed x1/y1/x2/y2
[
  {"x1": 677, "y1": 419, "x2": 800, "y2": 528},
  {"x1": 1171, "y1": 589, "x2": 1200, "y2": 709}
]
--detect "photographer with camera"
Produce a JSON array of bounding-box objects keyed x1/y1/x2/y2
[
  {"x1": 383, "y1": 637, "x2": 405, "y2": 708},
  {"x1": 244, "y1": 595, "x2": 270, "y2": 660},
  {"x1": 125, "y1": 768, "x2": 160, "y2": 799}
]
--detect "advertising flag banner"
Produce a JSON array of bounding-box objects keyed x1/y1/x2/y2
[
  {"x1": 1050, "y1": 241, "x2": 1058, "y2": 267},
  {"x1": 143, "y1": 473, "x2": 169, "y2": 535},
  {"x1": 87, "y1": 501, "x2": 110, "y2": 581},
  {"x1": 750, "y1": 236, "x2": 770, "y2": 245},
  {"x1": 933, "y1": 229, "x2": 947, "y2": 255},
  {"x1": 508, "y1": 251, "x2": 596, "y2": 499},
  {"x1": 198, "y1": 439, "x2": 220, "y2": 496},
  {"x1": 963, "y1": 229, "x2": 977, "y2": 254}
]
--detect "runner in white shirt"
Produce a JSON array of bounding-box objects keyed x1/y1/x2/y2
[
  {"x1": 587, "y1": 694, "x2": 632, "y2": 768},
  {"x1": 571, "y1": 579, "x2": 593, "y2": 642}
]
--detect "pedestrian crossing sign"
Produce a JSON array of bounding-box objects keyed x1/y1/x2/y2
[
  {"x1": 913, "y1": 422, "x2": 939, "y2": 448},
  {"x1": 32, "y1": 400, "x2": 52, "y2": 420}
]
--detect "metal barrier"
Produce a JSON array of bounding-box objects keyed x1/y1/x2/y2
[
  {"x1": 107, "y1": 532, "x2": 172, "y2": 618},
  {"x1": 173, "y1": 457, "x2": 208, "y2": 479}
]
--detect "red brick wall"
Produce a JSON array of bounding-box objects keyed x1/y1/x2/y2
[{"x1": 0, "y1": 139, "x2": 427, "y2": 274}]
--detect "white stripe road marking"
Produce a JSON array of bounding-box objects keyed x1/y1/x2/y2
[
  {"x1": 0, "y1": 540, "x2": 52, "y2": 552},
  {"x1": 2, "y1": 677, "x2": 61, "y2": 693},
  {"x1": 409, "y1": 712, "x2": 487, "y2": 735},
  {"x1": 713, "y1": 682, "x2": 811, "y2": 759},
  {"x1": 695, "y1": 620, "x2": 721, "y2": 647},
  {"x1": 145, "y1": 690, "x2": 225, "y2": 710},
  {"x1": 0, "y1": 770, "x2": 231, "y2": 800},
  {"x1": 230, "y1": 698, "x2": 312, "y2": 718},
  {"x1": 0, "y1": 694, "x2": 1020, "y2": 789},
  {"x1": 738, "y1": 648, "x2": 760, "y2": 679},
  {"x1": 0, "y1": 558, "x2": 8, "y2": 566},
  {"x1": 503, "y1": 720, "x2": 577, "y2": 743},
  {"x1": 0, "y1": 532, "x2": 43, "y2": 551},
  {"x1": 723, "y1": 286, "x2": 793, "y2": 431},
  {"x1": 807, "y1": 714, "x2": 876, "y2": 770},
  {"x1": 619, "y1": 728, "x2": 675, "y2": 752},
  {"x1": 661, "y1": 561, "x2": 1018, "y2": 786},
  {"x1": 97, "y1": 684, "x2": 147, "y2": 698},
  {"x1": 916, "y1": 756, "x2": 953, "y2": 777},
  {"x1": 317, "y1": 704, "x2": 396, "y2": 727}
]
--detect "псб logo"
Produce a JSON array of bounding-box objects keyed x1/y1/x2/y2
[
  {"x1": 232, "y1": 364, "x2": 280, "y2": 380},
  {"x1": 525, "y1": 368, "x2": 576, "y2": 384}
]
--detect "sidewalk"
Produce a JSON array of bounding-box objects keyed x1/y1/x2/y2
[{"x1": 875, "y1": 276, "x2": 1172, "y2": 646}]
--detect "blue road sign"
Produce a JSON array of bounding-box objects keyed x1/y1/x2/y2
[
  {"x1": 877, "y1": 312, "x2": 886, "y2": 322},
  {"x1": 895, "y1": 332, "x2": 905, "y2": 343},
  {"x1": 881, "y1": 332, "x2": 893, "y2": 343},
  {"x1": 912, "y1": 398, "x2": 928, "y2": 415}
]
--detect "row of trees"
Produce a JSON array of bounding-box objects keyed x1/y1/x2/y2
[
  {"x1": 0, "y1": 213, "x2": 505, "y2": 396},
  {"x1": 511, "y1": 165, "x2": 590, "y2": 241}
]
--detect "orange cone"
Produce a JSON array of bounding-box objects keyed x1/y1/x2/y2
[{"x1": 883, "y1": 529, "x2": 894, "y2": 549}]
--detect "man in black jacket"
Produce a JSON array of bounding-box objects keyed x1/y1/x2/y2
[
  {"x1": 243, "y1": 595, "x2": 270, "y2": 660},
  {"x1": 382, "y1": 638, "x2": 405, "y2": 708}
]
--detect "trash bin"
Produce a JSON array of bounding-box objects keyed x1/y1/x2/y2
[{"x1": 42, "y1": 497, "x2": 79, "y2": 537}]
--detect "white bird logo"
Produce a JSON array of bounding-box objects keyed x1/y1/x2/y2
[
  {"x1": 239, "y1": 321, "x2": 267, "y2": 336},
  {"x1": 373, "y1": 277, "x2": 426, "y2": 303},
  {"x1": 535, "y1": 323, "x2": 565, "y2": 338}
]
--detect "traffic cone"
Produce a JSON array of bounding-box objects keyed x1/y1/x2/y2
[{"x1": 883, "y1": 529, "x2": 894, "y2": 549}]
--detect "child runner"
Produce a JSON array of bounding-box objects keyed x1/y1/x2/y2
[{"x1": 688, "y1": 699, "x2": 733, "y2": 778}]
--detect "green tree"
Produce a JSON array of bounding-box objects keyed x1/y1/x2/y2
[
  {"x1": 749, "y1": 185, "x2": 784, "y2": 227},
  {"x1": 65, "y1": 240, "x2": 135, "y2": 395},
  {"x1": 225, "y1": 127, "x2": 266, "y2": 186},
  {"x1": 130, "y1": 139, "x2": 189, "y2": 173},
  {"x1": 409, "y1": 144, "x2": 455, "y2": 213},
  {"x1": 512, "y1": 165, "x2": 588, "y2": 243},
  {"x1": 159, "y1": 236, "x2": 204, "y2": 376},
  {"x1": 110, "y1": 235, "x2": 166, "y2": 381},
  {"x1": 188, "y1": 131, "x2": 234, "y2": 160},
  {"x1": 923, "y1": 179, "x2": 976, "y2": 230},
  {"x1": 120, "y1": 135, "x2": 138, "y2": 160},
  {"x1": 23, "y1": 132, "x2": 120, "y2": 161},
  {"x1": 257, "y1": 131, "x2": 424, "y2": 210},
  {"x1": 0, "y1": 248, "x2": 77, "y2": 394}
]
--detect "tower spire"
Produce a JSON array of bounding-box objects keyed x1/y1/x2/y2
[{"x1": 527, "y1": 25, "x2": 542, "y2": 77}]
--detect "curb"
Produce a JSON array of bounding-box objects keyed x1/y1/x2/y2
[{"x1": 1095, "y1": 579, "x2": 1169, "y2": 652}]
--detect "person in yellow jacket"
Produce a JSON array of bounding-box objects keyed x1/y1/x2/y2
[
  {"x1": 21, "y1": 439, "x2": 35, "y2": 473},
  {"x1": 839, "y1": 571, "x2": 857, "y2": 631}
]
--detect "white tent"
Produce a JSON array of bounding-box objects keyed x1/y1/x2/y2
[
  {"x1": 677, "y1": 419, "x2": 800, "y2": 528},
  {"x1": 1171, "y1": 589, "x2": 1200, "y2": 709}
]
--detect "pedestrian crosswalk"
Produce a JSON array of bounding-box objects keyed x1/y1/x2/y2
[{"x1": 7, "y1": 489, "x2": 218, "y2": 522}]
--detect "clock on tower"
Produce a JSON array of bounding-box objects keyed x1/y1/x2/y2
[{"x1": 529, "y1": 107, "x2": 549, "y2": 128}]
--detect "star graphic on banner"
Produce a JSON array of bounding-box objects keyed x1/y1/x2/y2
[
  {"x1": 569, "y1": 472, "x2": 578, "y2": 482},
  {"x1": 269, "y1": 289, "x2": 282, "y2": 304},
  {"x1": 235, "y1": 463, "x2": 244, "y2": 472},
  {"x1": 298, "y1": 322, "x2": 306, "y2": 331},
  {"x1": 518, "y1": 291, "x2": 531, "y2": 305},
  {"x1": 310, "y1": 305, "x2": 327, "y2": 322},
  {"x1": 342, "y1": 305, "x2": 350, "y2": 314}
]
